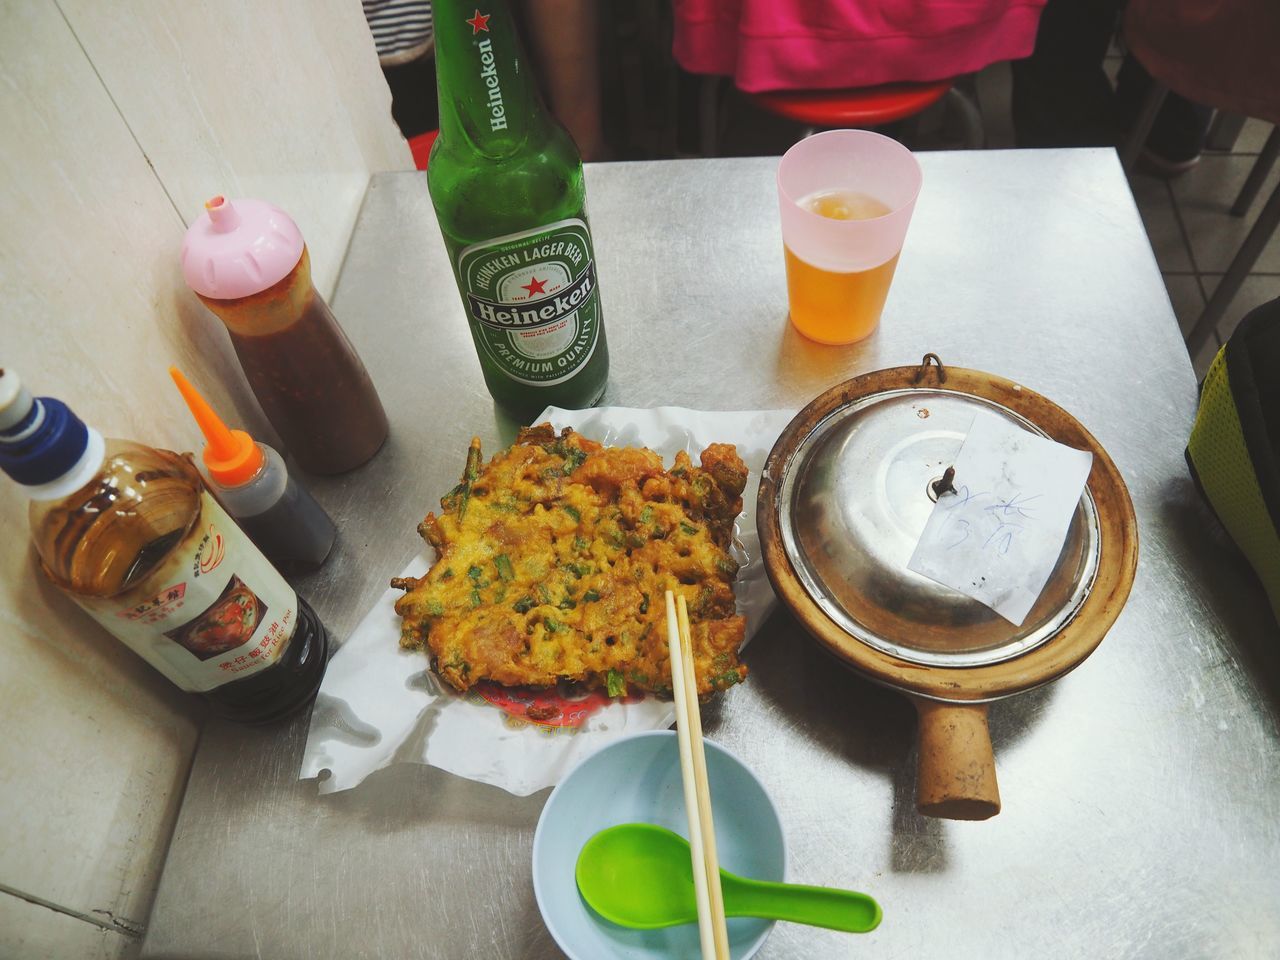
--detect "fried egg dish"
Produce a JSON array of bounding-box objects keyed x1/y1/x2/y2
[{"x1": 392, "y1": 424, "x2": 749, "y2": 699}]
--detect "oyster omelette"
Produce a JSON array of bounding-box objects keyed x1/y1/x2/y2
[{"x1": 392, "y1": 424, "x2": 748, "y2": 699}]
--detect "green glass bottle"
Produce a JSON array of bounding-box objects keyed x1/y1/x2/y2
[{"x1": 428, "y1": 0, "x2": 609, "y2": 422}]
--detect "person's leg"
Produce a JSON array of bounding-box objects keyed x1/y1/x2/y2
[
  {"x1": 523, "y1": 0, "x2": 607, "y2": 160},
  {"x1": 1011, "y1": 0, "x2": 1122, "y2": 147},
  {"x1": 363, "y1": 0, "x2": 437, "y2": 140},
  {"x1": 1115, "y1": 55, "x2": 1214, "y2": 175},
  {"x1": 382, "y1": 52, "x2": 439, "y2": 139}
]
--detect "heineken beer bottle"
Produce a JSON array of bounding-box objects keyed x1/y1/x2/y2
[{"x1": 428, "y1": 1, "x2": 609, "y2": 420}]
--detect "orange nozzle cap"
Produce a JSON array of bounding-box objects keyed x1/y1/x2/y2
[{"x1": 169, "y1": 366, "x2": 263, "y2": 487}]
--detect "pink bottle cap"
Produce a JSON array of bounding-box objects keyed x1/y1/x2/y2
[{"x1": 180, "y1": 196, "x2": 305, "y2": 300}]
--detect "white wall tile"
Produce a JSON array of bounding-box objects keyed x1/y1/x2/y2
[
  {"x1": 0, "y1": 0, "x2": 276, "y2": 453},
  {"x1": 0, "y1": 0, "x2": 204, "y2": 932},
  {"x1": 0, "y1": 893, "x2": 137, "y2": 960},
  {"x1": 2, "y1": 0, "x2": 410, "y2": 950},
  {"x1": 0, "y1": 570, "x2": 198, "y2": 928},
  {"x1": 56, "y1": 0, "x2": 413, "y2": 298}
]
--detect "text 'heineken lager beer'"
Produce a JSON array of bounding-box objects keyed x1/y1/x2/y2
[{"x1": 428, "y1": 1, "x2": 609, "y2": 421}]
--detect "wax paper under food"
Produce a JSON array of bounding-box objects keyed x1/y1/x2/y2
[{"x1": 299, "y1": 407, "x2": 793, "y2": 796}]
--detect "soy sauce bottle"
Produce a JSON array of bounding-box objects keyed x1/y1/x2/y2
[{"x1": 0, "y1": 370, "x2": 329, "y2": 724}]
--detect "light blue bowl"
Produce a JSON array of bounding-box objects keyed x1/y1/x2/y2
[{"x1": 533, "y1": 730, "x2": 786, "y2": 960}]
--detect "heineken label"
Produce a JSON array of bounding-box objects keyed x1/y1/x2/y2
[{"x1": 457, "y1": 218, "x2": 603, "y2": 386}]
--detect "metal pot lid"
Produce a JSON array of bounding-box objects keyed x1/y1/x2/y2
[{"x1": 776, "y1": 382, "x2": 1101, "y2": 669}]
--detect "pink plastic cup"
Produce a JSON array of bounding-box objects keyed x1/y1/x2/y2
[{"x1": 777, "y1": 130, "x2": 923, "y2": 344}]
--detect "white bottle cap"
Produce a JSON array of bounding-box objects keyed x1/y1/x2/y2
[{"x1": 0, "y1": 368, "x2": 37, "y2": 433}]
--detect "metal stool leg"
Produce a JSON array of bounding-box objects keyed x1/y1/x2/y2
[
  {"x1": 1186, "y1": 179, "x2": 1280, "y2": 354},
  {"x1": 1231, "y1": 125, "x2": 1280, "y2": 217},
  {"x1": 1120, "y1": 82, "x2": 1168, "y2": 173},
  {"x1": 699, "y1": 75, "x2": 721, "y2": 157},
  {"x1": 1207, "y1": 111, "x2": 1247, "y2": 152},
  {"x1": 944, "y1": 87, "x2": 985, "y2": 150}
]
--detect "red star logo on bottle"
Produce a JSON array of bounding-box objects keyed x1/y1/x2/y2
[
  {"x1": 521, "y1": 276, "x2": 548, "y2": 296},
  {"x1": 466, "y1": 9, "x2": 491, "y2": 33}
]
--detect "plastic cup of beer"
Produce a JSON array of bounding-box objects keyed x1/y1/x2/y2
[{"x1": 777, "y1": 130, "x2": 922, "y2": 344}]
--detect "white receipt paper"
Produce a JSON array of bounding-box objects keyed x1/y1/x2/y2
[{"x1": 907, "y1": 409, "x2": 1093, "y2": 626}]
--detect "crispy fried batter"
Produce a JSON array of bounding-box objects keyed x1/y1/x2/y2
[{"x1": 392, "y1": 426, "x2": 749, "y2": 699}]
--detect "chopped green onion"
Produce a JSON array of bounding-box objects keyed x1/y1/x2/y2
[
  {"x1": 606, "y1": 668, "x2": 626, "y2": 698},
  {"x1": 494, "y1": 555, "x2": 514, "y2": 582},
  {"x1": 693, "y1": 585, "x2": 713, "y2": 615},
  {"x1": 457, "y1": 443, "x2": 482, "y2": 519}
]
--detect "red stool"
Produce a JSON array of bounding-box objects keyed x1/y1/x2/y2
[
  {"x1": 408, "y1": 130, "x2": 439, "y2": 171},
  {"x1": 699, "y1": 77, "x2": 983, "y2": 154},
  {"x1": 751, "y1": 80, "x2": 952, "y2": 128}
]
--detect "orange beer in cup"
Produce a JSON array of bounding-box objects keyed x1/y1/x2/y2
[
  {"x1": 784, "y1": 191, "x2": 898, "y2": 343},
  {"x1": 777, "y1": 132, "x2": 922, "y2": 344}
]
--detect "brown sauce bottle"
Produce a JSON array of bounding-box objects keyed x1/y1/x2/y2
[{"x1": 183, "y1": 197, "x2": 388, "y2": 475}]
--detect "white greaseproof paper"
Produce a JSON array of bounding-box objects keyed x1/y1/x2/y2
[
  {"x1": 907, "y1": 409, "x2": 1094, "y2": 625},
  {"x1": 299, "y1": 406, "x2": 793, "y2": 796}
]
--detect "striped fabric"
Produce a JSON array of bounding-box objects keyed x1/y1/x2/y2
[{"x1": 363, "y1": 0, "x2": 433, "y2": 62}]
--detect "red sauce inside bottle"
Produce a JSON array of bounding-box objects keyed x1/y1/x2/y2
[{"x1": 200, "y1": 248, "x2": 389, "y2": 475}]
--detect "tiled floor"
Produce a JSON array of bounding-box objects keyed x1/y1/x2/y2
[{"x1": 1146, "y1": 145, "x2": 1280, "y2": 376}]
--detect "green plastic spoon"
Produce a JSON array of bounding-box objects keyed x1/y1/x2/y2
[{"x1": 575, "y1": 823, "x2": 882, "y2": 934}]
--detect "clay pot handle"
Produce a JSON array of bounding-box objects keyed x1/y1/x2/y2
[{"x1": 912, "y1": 698, "x2": 1001, "y2": 821}]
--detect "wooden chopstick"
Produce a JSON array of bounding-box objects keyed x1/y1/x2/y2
[
  {"x1": 666, "y1": 590, "x2": 731, "y2": 960},
  {"x1": 677, "y1": 594, "x2": 731, "y2": 959},
  {"x1": 666, "y1": 591, "x2": 715, "y2": 960}
]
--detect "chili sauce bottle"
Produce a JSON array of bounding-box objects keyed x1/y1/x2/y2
[
  {"x1": 428, "y1": 0, "x2": 610, "y2": 422},
  {"x1": 0, "y1": 369, "x2": 329, "y2": 724},
  {"x1": 181, "y1": 195, "x2": 389, "y2": 475},
  {"x1": 170, "y1": 367, "x2": 336, "y2": 573}
]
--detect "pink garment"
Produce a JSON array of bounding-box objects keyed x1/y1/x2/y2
[{"x1": 674, "y1": 0, "x2": 1046, "y2": 93}]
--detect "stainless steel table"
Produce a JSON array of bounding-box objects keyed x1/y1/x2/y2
[{"x1": 142, "y1": 151, "x2": 1280, "y2": 959}]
